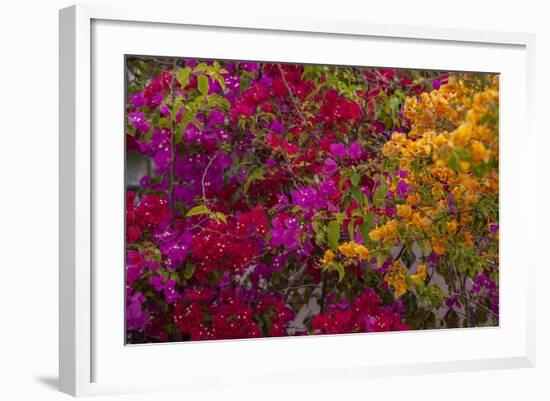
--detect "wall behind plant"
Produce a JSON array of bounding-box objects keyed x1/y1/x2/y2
[{"x1": 0, "y1": 0, "x2": 547, "y2": 400}]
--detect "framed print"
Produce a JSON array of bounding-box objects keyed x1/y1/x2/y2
[{"x1": 59, "y1": 3, "x2": 536, "y2": 396}]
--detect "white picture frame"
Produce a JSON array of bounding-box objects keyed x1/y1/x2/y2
[{"x1": 59, "y1": 3, "x2": 536, "y2": 397}]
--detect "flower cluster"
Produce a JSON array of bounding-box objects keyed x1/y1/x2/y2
[
  {"x1": 125, "y1": 57, "x2": 499, "y2": 343},
  {"x1": 312, "y1": 289, "x2": 410, "y2": 334}
]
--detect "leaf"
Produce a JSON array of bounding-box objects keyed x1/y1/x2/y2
[
  {"x1": 447, "y1": 153, "x2": 459, "y2": 172},
  {"x1": 183, "y1": 263, "x2": 196, "y2": 280},
  {"x1": 351, "y1": 187, "x2": 363, "y2": 206},
  {"x1": 174, "y1": 123, "x2": 186, "y2": 144},
  {"x1": 126, "y1": 125, "x2": 136, "y2": 137},
  {"x1": 198, "y1": 75, "x2": 209, "y2": 96},
  {"x1": 186, "y1": 205, "x2": 209, "y2": 217},
  {"x1": 419, "y1": 240, "x2": 432, "y2": 255},
  {"x1": 334, "y1": 263, "x2": 345, "y2": 283},
  {"x1": 315, "y1": 230, "x2": 326, "y2": 246},
  {"x1": 193, "y1": 62, "x2": 208, "y2": 72},
  {"x1": 313, "y1": 220, "x2": 326, "y2": 245},
  {"x1": 361, "y1": 213, "x2": 375, "y2": 243},
  {"x1": 373, "y1": 181, "x2": 388, "y2": 207},
  {"x1": 389, "y1": 95, "x2": 400, "y2": 116},
  {"x1": 215, "y1": 75, "x2": 226, "y2": 91},
  {"x1": 471, "y1": 164, "x2": 486, "y2": 179},
  {"x1": 334, "y1": 212, "x2": 346, "y2": 225},
  {"x1": 142, "y1": 128, "x2": 153, "y2": 143},
  {"x1": 243, "y1": 167, "x2": 265, "y2": 194},
  {"x1": 213, "y1": 212, "x2": 227, "y2": 224},
  {"x1": 175, "y1": 67, "x2": 191, "y2": 88},
  {"x1": 240, "y1": 74, "x2": 251, "y2": 91},
  {"x1": 327, "y1": 221, "x2": 341, "y2": 251},
  {"x1": 158, "y1": 117, "x2": 171, "y2": 129},
  {"x1": 351, "y1": 172, "x2": 360, "y2": 187}
]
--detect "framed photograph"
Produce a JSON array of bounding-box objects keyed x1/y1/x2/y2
[{"x1": 59, "y1": 3, "x2": 536, "y2": 396}]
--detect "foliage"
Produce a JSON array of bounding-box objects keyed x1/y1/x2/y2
[{"x1": 125, "y1": 56, "x2": 498, "y2": 343}]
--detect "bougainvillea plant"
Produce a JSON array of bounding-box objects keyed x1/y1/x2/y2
[{"x1": 125, "y1": 56, "x2": 499, "y2": 343}]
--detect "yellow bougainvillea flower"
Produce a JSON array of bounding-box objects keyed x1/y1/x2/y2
[
  {"x1": 411, "y1": 264, "x2": 428, "y2": 285},
  {"x1": 356, "y1": 245, "x2": 369, "y2": 260},
  {"x1": 392, "y1": 280, "x2": 408, "y2": 298},
  {"x1": 446, "y1": 220, "x2": 458, "y2": 233},
  {"x1": 384, "y1": 261, "x2": 408, "y2": 298},
  {"x1": 417, "y1": 264, "x2": 427, "y2": 279},
  {"x1": 322, "y1": 249, "x2": 335, "y2": 266},
  {"x1": 368, "y1": 220, "x2": 398, "y2": 243},
  {"x1": 396, "y1": 204, "x2": 413, "y2": 220},
  {"x1": 431, "y1": 237, "x2": 446, "y2": 255},
  {"x1": 463, "y1": 232, "x2": 474, "y2": 248},
  {"x1": 471, "y1": 142, "x2": 490, "y2": 164},
  {"x1": 386, "y1": 262, "x2": 428, "y2": 298},
  {"x1": 368, "y1": 229, "x2": 382, "y2": 242},
  {"x1": 338, "y1": 241, "x2": 369, "y2": 261},
  {"x1": 338, "y1": 242, "x2": 356, "y2": 258},
  {"x1": 459, "y1": 161, "x2": 470, "y2": 173}
]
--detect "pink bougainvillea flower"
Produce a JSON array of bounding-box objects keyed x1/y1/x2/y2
[
  {"x1": 348, "y1": 141, "x2": 363, "y2": 160},
  {"x1": 330, "y1": 143, "x2": 347, "y2": 158},
  {"x1": 270, "y1": 216, "x2": 300, "y2": 250},
  {"x1": 128, "y1": 111, "x2": 150, "y2": 133},
  {"x1": 323, "y1": 158, "x2": 338, "y2": 176}
]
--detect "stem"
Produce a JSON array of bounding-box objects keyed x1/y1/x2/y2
[
  {"x1": 201, "y1": 153, "x2": 218, "y2": 206},
  {"x1": 451, "y1": 291, "x2": 498, "y2": 319},
  {"x1": 320, "y1": 270, "x2": 327, "y2": 314}
]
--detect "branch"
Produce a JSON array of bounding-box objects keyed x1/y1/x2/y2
[
  {"x1": 201, "y1": 153, "x2": 218, "y2": 206},
  {"x1": 450, "y1": 291, "x2": 499, "y2": 319}
]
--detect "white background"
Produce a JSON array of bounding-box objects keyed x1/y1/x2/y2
[{"x1": 0, "y1": 0, "x2": 547, "y2": 400}]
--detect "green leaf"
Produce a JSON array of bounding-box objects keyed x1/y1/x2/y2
[
  {"x1": 334, "y1": 263, "x2": 345, "y2": 283},
  {"x1": 186, "y1": 205, "x2": 209, "y2": 217},
  {"x1": 418, "y1": 239, "x2": 431, "y2": 255},
  {"x1": 174, "y1": 123, "x2": 185, "y2": 144},
  {"x1": 158, "y1": 117, "x2": 171, "y2": 129},
  {"x1": 184, "y1": 263, "x2": 196, "y2": 280},
  {"x1": 142, "y1": 128, "x2": 153, "y2": 143},
  {"x1": 361, "y1": 213, "x2": 375, "y2": 243},
  {"x1": 312, "y1": 220, "x2": 325, "y2": 245},
  {"x1": 334, "y1": 212, "x2": 346, "y2": 225},
  {"x1": 447, "y1": 153, "x2": 459, "y2": 172},
  {"x1": 243, "y1": 167, "x2": 265, "y2": 194},
  {"x1": 351, "y1": 187, "x2": 363, "y2": 206},
  {"x1": 198, "y1": 75, "x2": 209, "y2": 96},
  {"x1": 215, "y1": 75, "x2": 226, "y2": 91},
  {"x1": 351, "y1": 172, "x2": 360, "y2": 187},
  {"x1": 327, "y1": 220, "x2": 341, "y2": 251},
  {"x1": 126, "y1": 125, "x2": 136, "y2": 137},
  {"x1": 315, "y1": 229, "x2": 326, "y2": 246},
  {"x1": 175, "y1": 67, "x2": 191, "y2": 88},
  {"x1": 193, "y1": 62, "x2": 208, "y2": 72},
  {"x1": 373, "y1": 181, "x2": 388, "y2": 207},
  {"x1": 389, "y1": 95, "x2": 400, "y2": 117},
  {"x1": 471, "y1": 164, "x2": 486, "y2": 179},
  {"x1": 213, "y1": 212, "x2": 227, "y2": 224}
]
